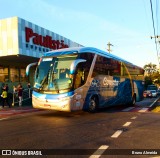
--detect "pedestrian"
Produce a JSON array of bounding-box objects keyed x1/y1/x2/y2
[
  {"x1": 1, "y1": 86, "x2": 11, "y2": 108},
  {"x1": 17, "y1": 84, "x2": 23, "y2": 106},
  {"x1": 5, "y1": 84, "x2": 9, "y2": 92},
  {"x1": 27, "y1": 82, "x2": 31, "y2": 89},
  {"x1": 13, "y1": 85, "x2": 18, "y2": 102},
  {"x1": 1, "y1": 83, "x2": 5, "y2": 92},
  {"x1": 0, "y1": 83, "x2": 5, "y2": 104},
  {"x1": 27, "y1": 82, "x2": 31, "y2": 98},
  {"x1": 13, "y1": 85, "x2": 17, "y2": 93}
]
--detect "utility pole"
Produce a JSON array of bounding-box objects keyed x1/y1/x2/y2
[
  {"x1": 150, "y1": 35, "x2": 160, "y2": 39},
  {"x1": 107, "y1": 42, "x2": 113, "y2": 53},
  {"x1": 151, "y1": 35, "x2": 160, "y2": 73}
]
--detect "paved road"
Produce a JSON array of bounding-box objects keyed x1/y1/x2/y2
[
  {"x1": 0, "y1": 97, "x2": 160, "y2": 120},
  {"x1": 0, "y1": 105, "x2": 160, "y2": 158}
]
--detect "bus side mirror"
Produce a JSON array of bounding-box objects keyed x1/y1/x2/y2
[
  {"x1": 26, "y1": 62, "x2": 38, "y2": 76},
  {"x1": 70, "y1": 59, "x2": 86, "y2": 74}
]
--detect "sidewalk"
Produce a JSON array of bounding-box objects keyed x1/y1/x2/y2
[
  {"x1": 0, "y1": 98, "x2": 33, "y2": 111},
  {"x1": 135, "y1": 96, "x2": 160, "y2": 110},
  {"x1": 0, "y1": 101, "x2": 41, "y2": 118},
  {"x1": 0, "y1": 105, "x2": 33, "y2": 111}
]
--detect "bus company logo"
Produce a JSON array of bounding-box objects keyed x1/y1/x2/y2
[
  {"x1": 91, "y1": 79, "x2": 100, "y2": 87},
  {"x1": 2, "y1": 150, "x2": 11, "y2": 155},
  {"x1": 25, "y1": 27, "x2": 69, "y2": 50},
  {"x1": 103, "y1": 77, "x2": 109, "y2": 86},
  {"x1": 103, "y1": 77, "x2": 120, "y2": 87}
]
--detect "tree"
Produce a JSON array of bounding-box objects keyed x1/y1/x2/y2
[
  {"x1": 143, "y1": 63, "x2": 160, "y2": 89},
  {"x1": 143, "y1": 63, "x2": 158, "y2": 76}
]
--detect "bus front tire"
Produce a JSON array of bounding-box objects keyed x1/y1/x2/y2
[{"x1": 88, "y1": 97, "x2": 98, "y2": 113}]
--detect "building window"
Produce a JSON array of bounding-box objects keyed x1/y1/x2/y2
[
  {"x1": 20, "y1": 69, "x2": 27, "y2": 82},
  {"x1": 0, "y1": 67, "x2": 9, "y2": 82},
  {"x1": 10, "y1": 68, "x2": 19, "y2": 82}
]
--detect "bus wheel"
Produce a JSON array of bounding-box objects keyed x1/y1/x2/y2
[{"x1": 88, "y1": 97, "x2": 98, "y2": 112}]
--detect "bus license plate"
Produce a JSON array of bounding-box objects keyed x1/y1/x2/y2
[{"x1": 44, "y1": 104, "x2": 51, "y2": 107}]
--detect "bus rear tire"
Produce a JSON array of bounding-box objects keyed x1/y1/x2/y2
[{"x1": 88, "y1": 96, "x2": 98, "y2": 113}]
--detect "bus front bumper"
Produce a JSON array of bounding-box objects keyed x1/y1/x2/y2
[{"x1": 32, "y1": 95, "x2": 72, "y2": 112}]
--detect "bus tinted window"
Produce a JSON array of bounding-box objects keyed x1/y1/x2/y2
[
  {"x1": 73, "y1": 53, "x2": 94, "y2": 89},
  {"x1": 92, "y1": 55, "x2": 121, "y2": 77}
]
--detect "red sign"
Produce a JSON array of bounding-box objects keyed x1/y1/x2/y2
[{"x1": 25, "y1": 27, "x2": 69, "y2": 50}]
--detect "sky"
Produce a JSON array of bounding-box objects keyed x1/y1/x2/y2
[{"x1": 0, "y1": 0, "x2": 160, "y2": 68}]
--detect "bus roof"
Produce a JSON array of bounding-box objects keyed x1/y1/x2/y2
[{"x1": 43, "y1": 47, "x2": 143, "y2": 69}]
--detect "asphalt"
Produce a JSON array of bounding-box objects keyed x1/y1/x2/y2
[{"x1": 0, "y1": 97, "x2": 160, "y2": 113}]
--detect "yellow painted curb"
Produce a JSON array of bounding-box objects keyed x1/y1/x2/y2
[{"x1": 152, "y1": 106, "x2": 160, "y2": 112}]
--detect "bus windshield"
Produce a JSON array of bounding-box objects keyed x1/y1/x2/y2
[{"x1": 34, "y1": 55, "x2": 77, "y2": 93}]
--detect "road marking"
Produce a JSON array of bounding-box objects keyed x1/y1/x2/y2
[
  {"x1": 122, "y1": 107, "x2": 134, "y2": 112},
  {"x1": 111, "y1": 130, "x2": 123, "y2": 138},
  {"x1": 138, "y1": 108, "x2": 148, "y2": 113},
  {"x1": 123, "y1": 122, "x2": 132, "y2": 127},
  {"x1": 131, "y1": 116, "x2": 137, "y2": 119},
  {"x1": 149, "y1": 97, "x2": 160, "y2": 108},
  {"x1": 89, "y1": 145, "x2": 109, "y2": 158}
]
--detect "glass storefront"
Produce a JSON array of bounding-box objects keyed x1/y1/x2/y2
[
  {"x1": 0, "y1": 67, "x2": 28, "y2": 83},
  {"x1": 0, "y1": 67, "x2": 9, "y2": 82},
  {"x1": 0, "y1": 16, "x2": 82, "y2": 93}
]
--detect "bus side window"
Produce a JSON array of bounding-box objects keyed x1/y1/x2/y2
[{"x1": 74, "y1": 69, "x2": 83, "y2": 89}]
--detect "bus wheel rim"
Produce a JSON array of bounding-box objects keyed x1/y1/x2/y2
[{"x1": 89, "y1": 99, "x2": 96, "y2": 111}]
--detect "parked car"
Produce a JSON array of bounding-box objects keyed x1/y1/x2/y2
[
  {"x1": 149, "y1": 90, "x2": 157, "y2": 98},
  {"x1": 143, "y1": 90, "x2": 152, "y2": 98}
]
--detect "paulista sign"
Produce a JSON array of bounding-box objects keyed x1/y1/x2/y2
[{"x1": 25, "y1": 27, "x2": 69, "y2": 50}]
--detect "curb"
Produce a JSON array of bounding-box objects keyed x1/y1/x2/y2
[
  {"x1": 148, "y1": 96, "x2": 160, "y2": 111},
  {"x1": 0, "y1": 105, "x2": 33, "y2": 111}
]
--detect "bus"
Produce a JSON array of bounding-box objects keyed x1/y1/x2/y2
[{"x1": 26, "y1": 47, "x2": 144, "y2": 112}]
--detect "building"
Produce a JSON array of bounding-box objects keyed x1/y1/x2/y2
[{"x1": 0, "y1": 17, "x2": 83, "y2": 92}]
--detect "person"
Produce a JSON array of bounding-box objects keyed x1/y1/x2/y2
[
  {"x1": 27, "y1": 82, "x2": 31, "y2": 89},
  {"x1": 5, "y1": 84, "x2": 9, "y2": 92},
  {"x1": 13, "y1": 85, "x2": 18, "y2": 102},
  {"x1": 13, "y1": 85, "x2": 17, "y2": 93},
  {"x1": 17, "y1": 84, "x2": 23, "y2": 106},
  {"x1": 27, "y1": 82, "x2": 31, "y2": 98},
  {"x1": 1, "y1": 86, "x2": 11, "y2": 108},
  {"x1": 0, "y1": 83, "x2": 5, "y2": 104},
  {"x1": 60, "y1": 69, "x2": 66, "y2": 78},
  {"x1": 1, "y1": 83, "x2": 5, "y2": 92},
  {"x1": 68, "y1": 74, "x2": 73, "y2": 85},
  {"x1": 60, "y1": 68, "x2": 70, "y2": 78}
]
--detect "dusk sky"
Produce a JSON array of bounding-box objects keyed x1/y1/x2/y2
[{"x1": 0, "y1": 0, "x2": 160, "y2": 68}]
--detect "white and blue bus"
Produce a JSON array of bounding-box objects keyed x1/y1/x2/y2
[{"x1": 26, "y1": 47, "x2": 144, "y2": 112}]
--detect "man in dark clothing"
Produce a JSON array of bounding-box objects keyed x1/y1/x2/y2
[{"x1": 5, "y1": 84, "x2": 9, "y2": 92}]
